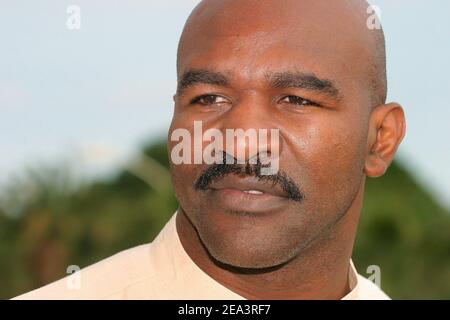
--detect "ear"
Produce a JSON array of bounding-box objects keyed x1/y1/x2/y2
[{"x1": 364, "y1": 102, "x2": 406, "y2": 178}]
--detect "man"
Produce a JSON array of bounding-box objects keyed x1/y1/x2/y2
[{"x1": 15, "y1": 0, "x2": 405, "y2": 300}]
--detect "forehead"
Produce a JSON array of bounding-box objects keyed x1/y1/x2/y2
[
  {"x1": 177, "y1": 0, "x2": 374, "y2": 103},
  {"x1": 180, "y1": 31, "x2": 347, "y2": 87}
]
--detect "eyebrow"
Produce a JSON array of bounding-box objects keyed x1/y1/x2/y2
[
  {"x1": 177, "y1": 69, "x2": 340, "y2": 99},
  {"x1": 177, "y1": 69, "x2": 230, "y2": 95},
  {"x1": 266, "y1": 72, "x2": 339, "y2": 98}
]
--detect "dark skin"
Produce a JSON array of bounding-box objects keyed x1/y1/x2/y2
[{"x1": 168, "y1": 0, "x2": 406, "y2": 299}]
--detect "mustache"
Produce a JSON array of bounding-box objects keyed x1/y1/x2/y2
[{"x1": 194, "y1": 161, "x2": 304, "y2": 202}]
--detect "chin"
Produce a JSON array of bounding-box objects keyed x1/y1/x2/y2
[
  {"x1": 198, "y1": 227, "x2": 297, "y2": 270},
  {"x1": 210, "y1": 248, "x2": 293, "y2": 271},
  {"x1": 185, "y1": 204, "x2": 307, "y2": 270}
]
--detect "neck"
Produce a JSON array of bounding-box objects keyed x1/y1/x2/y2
[{"x1": 176, "y1": 185, "x2": 364, "y2": 300}]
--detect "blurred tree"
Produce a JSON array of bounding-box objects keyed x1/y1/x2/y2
[{"x1": 354, "y1": 162, "x2": 450, "y2": 299}]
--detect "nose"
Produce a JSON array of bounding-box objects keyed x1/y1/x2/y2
[{"x1": 216, "y1": 93, "x2": 281, "y2": 166}]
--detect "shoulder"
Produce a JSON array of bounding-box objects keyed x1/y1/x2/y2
[{"x1": 13, "y1": 243, "x2": 157, "y2": 300}]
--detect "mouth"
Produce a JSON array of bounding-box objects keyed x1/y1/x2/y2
[
  {"x1": 241, "y1": 190, "x2": 264, "y2": 195},
  {"x1": 204, "y1": 175, "x2": 290, "y2": 213}
]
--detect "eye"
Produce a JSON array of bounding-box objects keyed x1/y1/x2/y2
[
  {"x1": 280, "y1": 95, "x2": 318, "y2": 107},
  {"x1": 190, "y1": 94, "x2": 229, "y2": 106}
]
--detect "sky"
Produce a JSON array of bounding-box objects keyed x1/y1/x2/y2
[{"x1": 0, "y1": 0, "x2": 449, "y2": 208}]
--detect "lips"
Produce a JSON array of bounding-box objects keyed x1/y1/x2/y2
[
  {"x1": 204, "y1": 174, "x2": 290, "y2": 213},
  {"x1": 208, "y1": 175, "x2": 288, "y2": 198}
]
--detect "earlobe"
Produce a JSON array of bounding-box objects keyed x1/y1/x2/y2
[{"x1": 364, "y1": 103, "x2": 406, "y2": 178}]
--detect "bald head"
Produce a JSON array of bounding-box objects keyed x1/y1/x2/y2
[{"x1": 177, "y1": 0, "x2": 387, "y2": 106}]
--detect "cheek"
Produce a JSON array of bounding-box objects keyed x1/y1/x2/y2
[
  {"x1": 318, "y1": 128, "x2": 365, "y2": 172},
  {"x1": 288, "y1": 116, "x2": 367, "y2": 202},
  {"x1": 170, "y1": 163, "x2": 197, "y2": 193}
]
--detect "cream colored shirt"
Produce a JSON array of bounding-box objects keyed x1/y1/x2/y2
[{"x1": 14, "y1": 212, "x2": 390, "y2": 300}]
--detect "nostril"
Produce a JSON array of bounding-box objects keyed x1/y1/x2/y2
[{"x1": 224, "y1": 152, "x2": 236, "y2": 164}]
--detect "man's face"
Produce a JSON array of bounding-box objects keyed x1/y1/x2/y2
[{"x1": 168, "y1": 0, "x2": 374, "y2": 269}]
